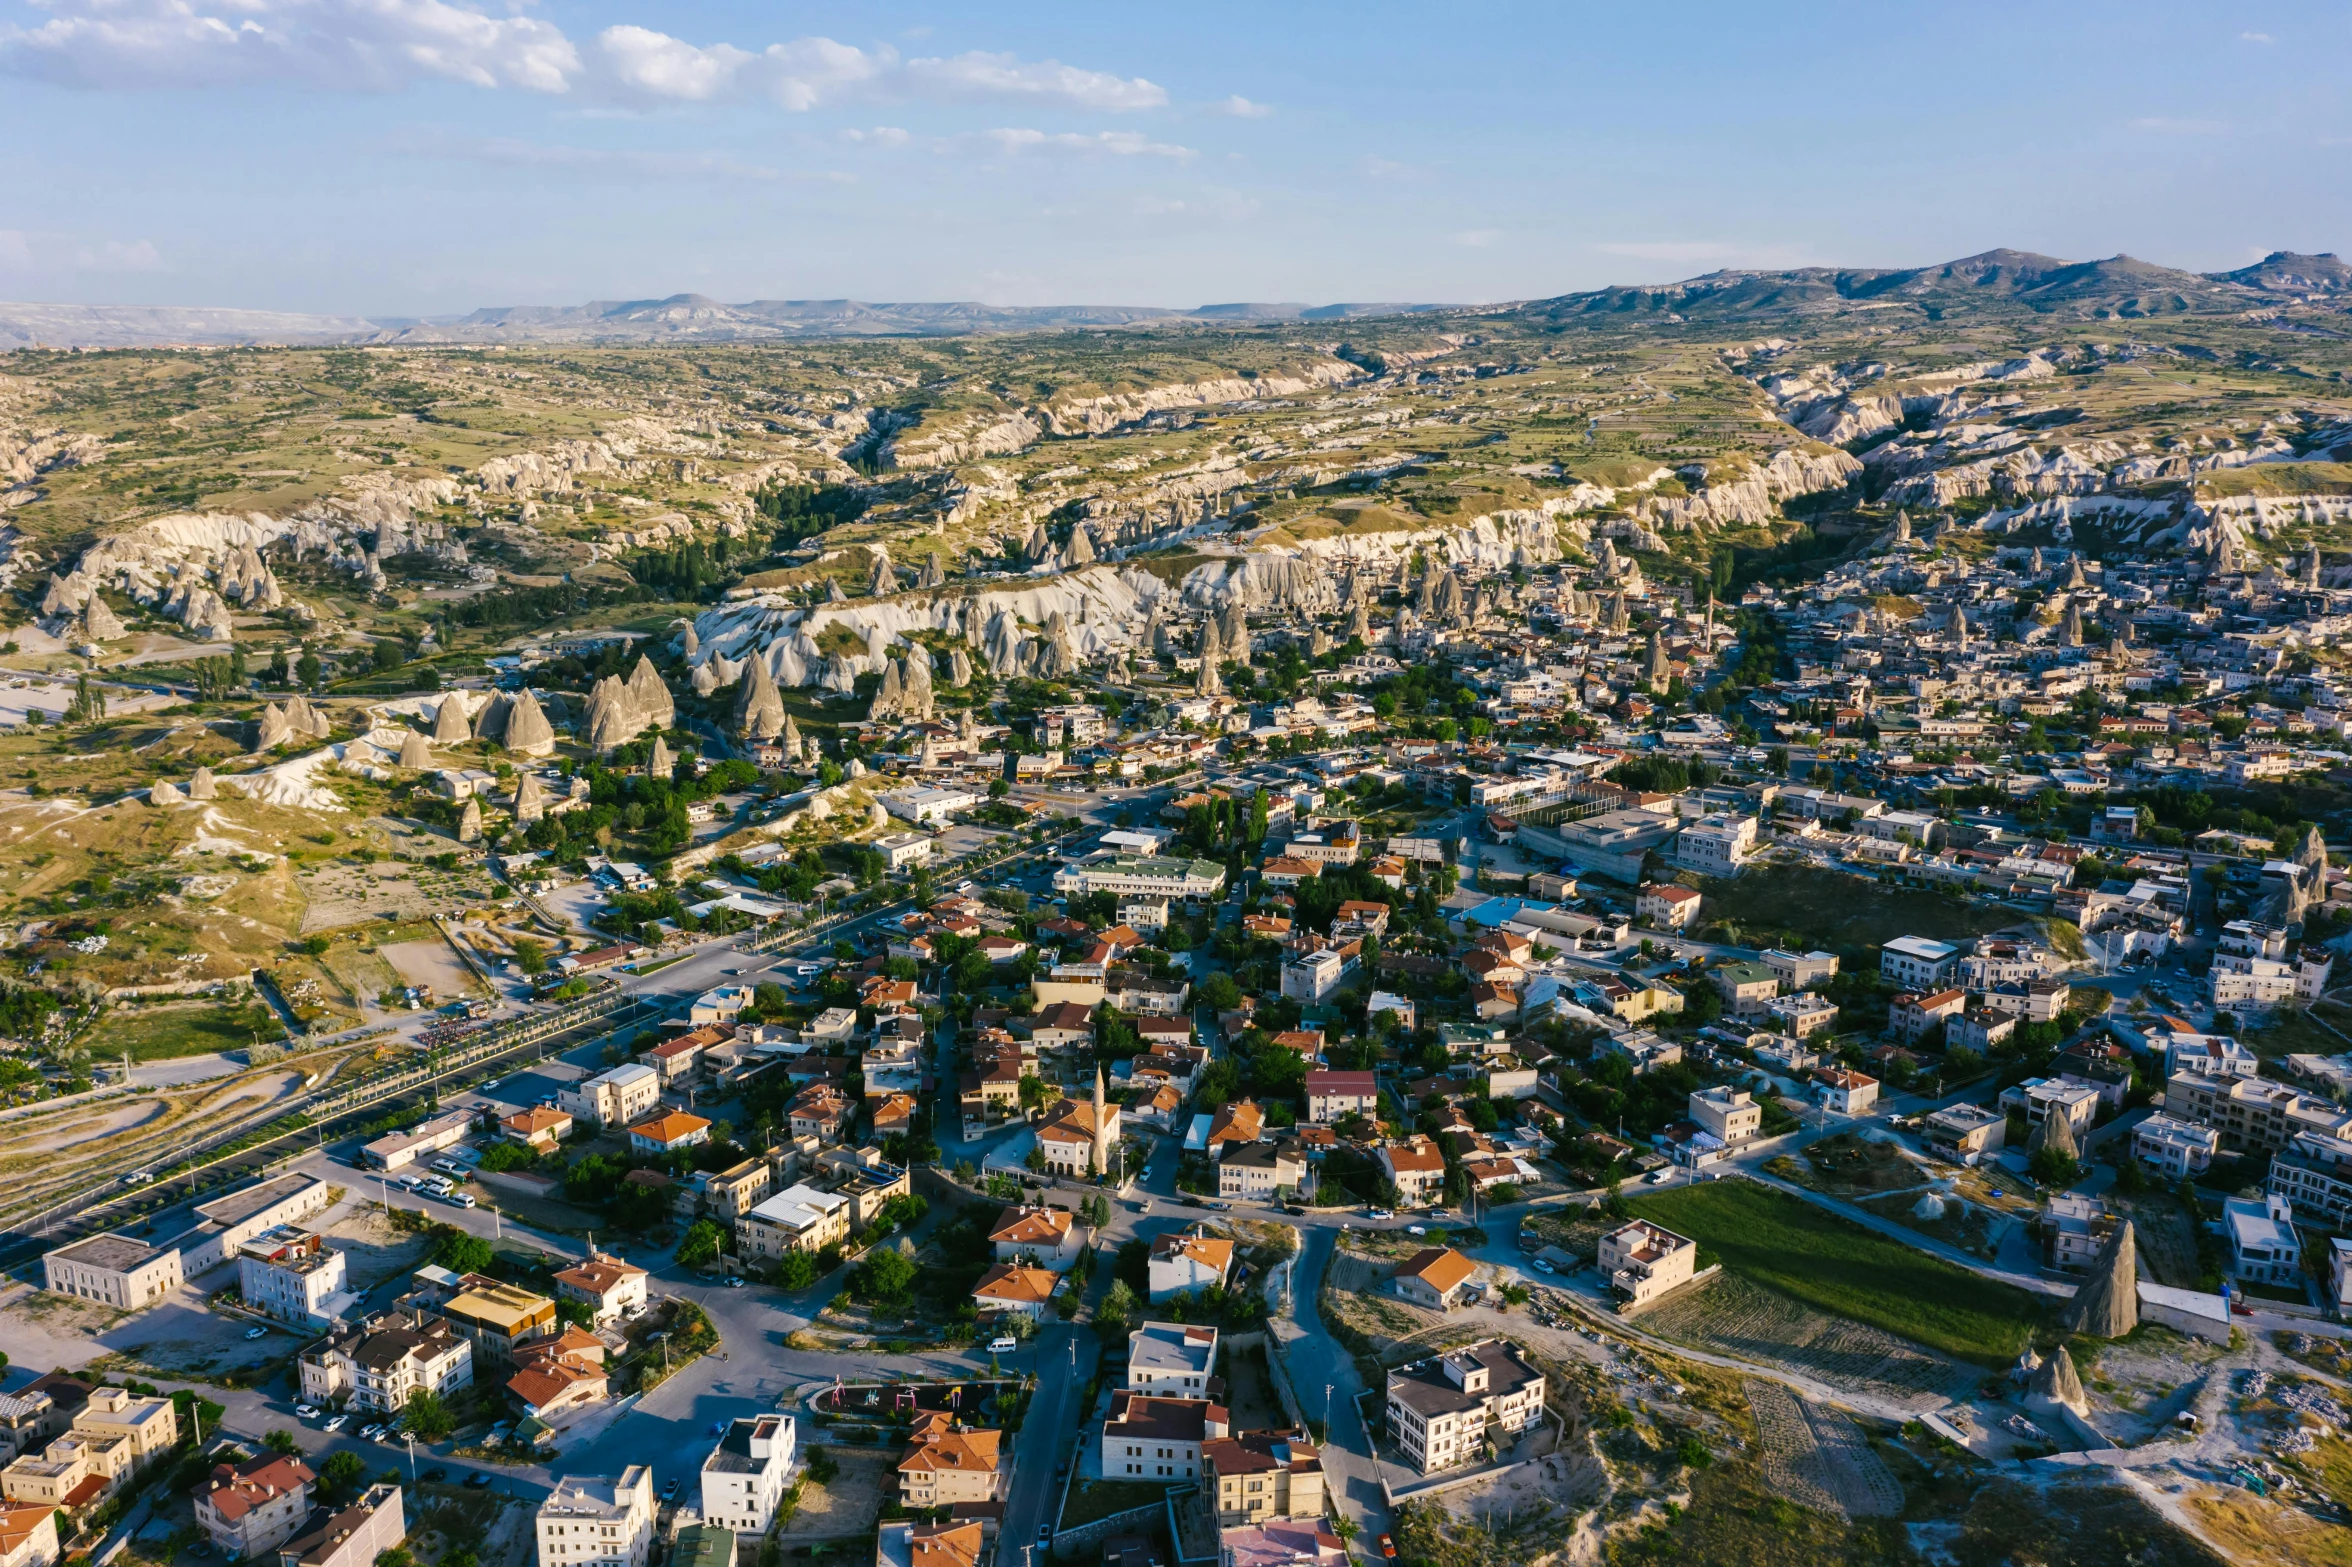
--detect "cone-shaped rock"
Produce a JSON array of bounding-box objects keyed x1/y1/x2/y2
[
  {"x1": 947, "y1": 647, "x2": 972, "y2": 687},
  {"x1": 904, "y1": 651, "x2": 935, "y2": 720},
  {"x1": 2060, "y1": 1221, "x2": 2140, "y2": 1339},
  {"x1": 625, "y1": 656, "x2": 675, "y2": 727},
  {"x1": 648, "y1": 735, "x2": 673, "y2": 780},
  {"x1": 457, "y1": 797, "x2": 482, "y2": 843},
  {"x1": 505, "y1": 690, "x2": 556, "y2": 757},
  {"x1": 2032, "y1": 1343, "x2": 2087, "y2": 1411},
  {"x1": 189, "y1": 766, "x2": 217, "y2": 800},
  {"x1": 474, "y1": 691, "x2": 512, "y2": 742},
  {"x1": 286, "y1": 694, "x2": 331, "y2": 739},
  {"x1": 1196, "y1": 620, "x2": 1222, "y2": 696},
  {"x1": 149, "y1": 779, "x2": 184, "y2": 806},
  {"x1": 398, "y1": 731, "x2": 434, "y2": 770},
  {"x1": 736, "y1": 655, "x2": 787, "y2": 741},
  {"x1": 681, "y1": 625, "x2": 700, "y2": 658},
  {"x1": 1067, "y1": 524, "x2": 1097, "y2": 566},
  {"x1": 919, "y1": 552, "x2": 946, "y2": 589},
  {"x1": 1350, "y1": 598, "x2": 1371, "y2": 644},
  {"x1": 255, "y1": 703, "x2": 293, "y2": 751},
  {"x1": 781, "y1": 712, "x2": 803, "y2": 761},
  {"x1": 514, "y1": 772, "x2": 547, "y2": 824},
  {"x1": 867, "y1": 550, "x2": 893, "y2": 597},
  {"x1": 827, "y1": 577, "x2": 846, "y2": 604},
  {"x1": 433, "y1": 695, "x2": 472, "y2": 744},
  {"x1": 82, "y1": 596, "x2": 126, "y2": 643},
  {"x1": 2029, "y1": 1106, "x2": 2081, "y2": 1164},
  {"x1": 869, "y1": 658, "x2": 903, "y2": 722}
]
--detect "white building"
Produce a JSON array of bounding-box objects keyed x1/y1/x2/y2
[
  {"x1": 1760, "y1": 949, "x2": 1838, "y2": 990},
  {"x1": 536, "y1": 1468, "x2": 654, "y2": 1567},
  {"x1": 1596, "y1": 1220, "x2": 1697, "y2": 1308},
  {"x1": 881, "y1": 787, "x2": 978, "y2": 826},
  {"x1": 1280, "y1": 949, "x2": 1351, "y2": 1005},
  {"x1": 1053, "y1": 856, "x2": 1227, "y2": 900},
  {"x1": 2223, "y1": 1193, "x2": 2302, "y2": 1289},
  {"x1": 698, "y1": 1415, "x2": 795, "y2": 1534},
  {"x1": 1673, "y1": 814, "x2": 1756, "y2": 877},
  {"x1": 2132, "y1": 1114, "x2": 2220, "y2": 1179},
  {"x1": 1685, "y1": 1086, "x2": 1760, "y2": 1145},
  {"x1": 298, "y1": 1310, "x2": 474, "y2": 1415},
  {"x1": 237, "y1": 1229, "x2": 358, "y2": 1330},
  {"x1": 1126, "y1": 1323, "x2": 1220, "y2": 1396},
  {"x1": 1880, "y1": 936, "x2": 1960, "y2": 991},
  {"x1": 1382, "y1": 1343, "x2": 1546, "y2": 1476},
  {"x1": 559, "y1": 1064, "x2": 662, "y2": 1130}
]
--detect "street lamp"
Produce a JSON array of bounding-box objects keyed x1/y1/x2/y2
[{"x1": 403, "y1": 1433, "x2": 418, "y2": 1485}]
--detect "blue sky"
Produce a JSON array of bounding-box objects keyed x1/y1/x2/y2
[{"x1": 1, "y1": 1, "x2": 2345, "y2": 315}]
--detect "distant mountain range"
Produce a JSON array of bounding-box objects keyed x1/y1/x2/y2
[{"x1": 3, "y1": 250, "x2": 2346, "y2": 348}]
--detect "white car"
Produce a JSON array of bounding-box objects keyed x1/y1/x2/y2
[
  {"x1": 987, "y1": 1336, "x2": 1019, "y2": 1354},
  {"x1": 1369, "y1": 1208, "x2": 1393, "y2": 1220},
  {"x1": 322, "y1": 1415, "x2": 348, "y2": 1433},
  {"x1": 244, "y1": 1326, "x2": 269, "y2": 1341},
  {"x1": 295, "y1": 1404, "x2": 320, "y2": 1420},
  {"x1": 1532, "y1": 1258, "x2": 1557, "y2": 1275},
  {"x1": 1406, "y1": 1224, "x2": 1427, "y2": 1236}
]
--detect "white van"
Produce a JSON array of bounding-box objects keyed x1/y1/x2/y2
[{"x1": 986, "y1": 1336, "x2": 1018, "y2": 1354}]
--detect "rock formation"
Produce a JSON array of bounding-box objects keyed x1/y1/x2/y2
[
  {"x1": 947, "y1": 647, "x2": 972, "y2": 687},
  {"x1": 504, "y1": 690, "x2": 557, "y2": 756},
  {"x1": 869, "y1": 657, "x2": 904, "y2": 722},
  {"x1": 149, "y1": 778, "x2": 184, "y2": 805},
  {"x1": 432, "y1": 695, "x2": 472, "y2": 744},
  {"x1": 2060, "y1": 1221, "x2": 2139, "y2": 1338},
  {"x1": 189, "y1": 766, "x2": 217, "y2": 800},
  {"x1": 1645, "y1": 631, "x2": 1670, "y2": 690},
  {"x1": 457, "y1": 797, "x2": 482, "y2": 843},
  {"x1": 1067, "y1": 523, "x2": 1097, "y2": 567},
  {"x1": 1196, "y1": 620, "x2": 1222, "y2": 696},
  {"x1": 736, "y1": 654, "x2": 787, "y2": 740},
  {"x1": 254, "y1": 703, "x2": 293, "y2": 751},
  {"x1": 2028, "y1": 1105, "x2": 2080, "y2": 1164},
  {"x1": 918, "y1": 552, "x2": 946, "y2": 589},
  {"x1": 2032, "y1": 1343, "x2": 2087, "y2": 1412},
  {"x1": 285, "y1": 695, "x2": 330, "y2": 740},
  {"x1": 1350, "y1": 597, "x2": 1372, "y2": 645},
  {"x1": 781, "y1": 712, "x2": 804, "y2": 762},
  {"x1": 867, "y1": 549, "x2": 894, "y2": 597},
  {"x1": 626, "y1": 656, "x2": 675, "y2": 727},
  {"x1": 473, "y1": 691, "x2": 512, "y2": 743},
  {"x1": 648, "y1": 735, "x2": 673, "y2": 779},
  {"x1": 514, "y1": 772, "x2": 547, "y2": 824},
  {"x1": 398, "y1": 730, "x2": 434, "y2": 770},
  {"x1": 81, "y1": 596, "x2": 125, "y2": 643}
]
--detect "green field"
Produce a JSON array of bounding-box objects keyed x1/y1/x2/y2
[
  {"x1": 1695, "y1": 864, "x2": 2020, "y2": 954},
  {"x1": 1629, "y1": 1180, "x2": 2043, "y2": 1364},
  {"x1": 103, "y1": 999, "x2": 291, "y2": 1061}
]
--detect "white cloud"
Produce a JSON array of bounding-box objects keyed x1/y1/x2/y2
[
  {"x1": 973, "y1": 128, "x2": 1195, "y2": 160},
  {"x1": 1454, "y1": 228, "x2": 1504, "y2": 248},
  {"x1": 1210, "y1": 94, "x2": 1271, "y2": 118},
  {"x1": 2241, "y1": 30, "x2": 2275, "y2": 42},
  {"x1": 75, "y1": 238, "x2": 164, "y2": 272},
  {"x1": 842, "y1": 126, "x2": 911, "y2": 147},
  {"x1": 2132, "y1": 116, "x2": 2224, "y2": 133},
  {"x1": 0, "y1": 3, "x2": 1170, "y2": 113},
  {"x1": 380, "y1": 129, "x2": 823, "y2": 183},
  {"x1": 1358, "y1": 155, "x2": 1416, "y2": 179}
]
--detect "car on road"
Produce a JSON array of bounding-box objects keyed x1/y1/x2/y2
[
  {"x1": 1369, "y1": 1208, "x2": 1393, "y2": 1220},
  {"x1": 1406, "y1": 1224, "x2": 1426, "y2": 1236},
  {"x1": 295, "y1": 1404, "x2": 320, "y2": 1420},
  {"x1": 422, "y1": 1467, "x2": 448, "y2": 1483},
  {"x1": 322, "y1": 1415, "x2": 347, "y2": 1433},
  {"x1": 359, "y1": 1424, "x2": 385, "y2": 1441},
  {"x1": 465, "y1": 1473, "x2": 492, "y2": 1489},
  {"x1": 1378, "y1": 1535, "x2": 1396, "y2": 1559},
  {"x1": 1532, "y1": 1258, "x2": 1556, "y2": 1275},
  {"x1": 987, "y1": 1335, "x2": 1019, "y2": 1354},
  {"x1": 244, "y1": 1326, "x2": 269, "y2": 1340},
  {"x1": 1038, "y1": 1526, "x2": 1053, "y2": 1546},
  {"x1": 662, "y1": 1479, "x2": 681, "y2": 1502},
  {"x1": 725, "y1": 1277, "x2": 745, "y2": 1288}
]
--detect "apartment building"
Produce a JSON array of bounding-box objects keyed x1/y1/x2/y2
[
  {"x1": 1101, "y1": 1394, "x2": 1229, "y2": 1481},
  {"x1": 193, "y1": 1454, "x2": 314, "y2": 1559},
  {"x1": 1760, "y1": 949, "x2": 1838, "y2": 989},
  {"x1": 1596, "y1": 1220, "x2": 1696, "y2": 1308},
  {"x1": 298, "y1": 1311, "x2": 474, "y2": 1415},
  {"x1": 699, "y1": 1416, "x2": 795, "y2": 1534},
  {"x1": 2164, "y1": 1072, "x2": 2349, "y2": 1155},
  {"x1": 1147, "y1": 1232, "x2": 1235, "y2": 1303},
  {"x1": 1303, "y1": 1071, "x2": 1378, "y2": 1124},
  {"x1": 1890, "y1": 989, "x2": 1966, "y2": 1046},
  {"x1": 238, "y1": 1230, "x2": 357, "y2": 1331},
  {"x1": 2134, "y1": 1114, "x2": 2222, "y2": 1179},
  {"x1": 1219, "y1": 1140, "x2": 1307, "y2": 1201},
  {"x1": 2269, "y1": 1130, "x2": 2352, "y2": 1228},
  {"x1": 550, "y1": 1256, "x2": 649, "y2": 1328},
  {"x1": 1383, "y1": 1342, "x2": 1546, "y2": 1476},
  {"x1": 2224, "y1": 1193, "x2": 2302, "y2": 1287},
  {"x1": 896, "y1": 1418, "x2": 1003, "y2": 1508},
  {"x1": 437, "y1": 1276, "x2": 557, "y2": 1366},
  {"x1": 41, "y1": 1234, "x2": 183, "y2": 1313},
  {"x1": 1125, "y1": 1323, "x2": 1219, "y2": 1396},
  {"x1": 535, "y1": 1469, "x2": 654, "y2": 1567},
  {"x1": 558, "y1": 1064, "x2": 663, "y2": 1130},
  {"x1": 1, "y1": 1387, "x2": 179, "y2": 1514},
  {"x1": 1376, "y1": 1137, "x2": 1447, "y2": 1205},
  {"x1": 1922, "y1": 1103, "x2": 2007, "y2": 1165},
  {"x1": 1201, "y1": 1429, "x2": 1324, "y2": 1528},
  {"x1": 1686, "y1": 1086, "x2": 1760, "y2": 1145},
  {"x1": 1636, "y1": 883, "x2": 1702, "y2": 931},
  {"x1": 282, "y1": 1484, "x2": 405, "y2": 1567},
  {"x1": 1881, "y1": 936, "x2": 1960, "y2": 991},
  {"x1": 736, "y1": 1185, "x2": 852, "y2": 1264}
]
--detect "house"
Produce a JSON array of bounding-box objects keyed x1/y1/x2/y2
[
  {"x1": 1367, "y1": 991, "x2": 1416, "y2": 1031},
  {"x1": 438, "y1": 1275, "x2": 558, "y2": 1366},
  {"x1": 640, "y1": 1028, "x2": 714, "y2": 1081},
  {"x1": 2224, "y1": 1193, "x2": 2303, "y2": 1287},
  {"x1": 1, "y1": 1386, "x2": 179, "y2": 1514},
  {"x1": 698, "y1": 1415, "x2": 795, "y2": 1534},
  {"x1": 1202, "y1": 1429, "x2": 1324, "y2": 1528},
  {"x1": 786, "y1": 1085, "x2": 854, "y2": 1143},
  {"x1": 1998, "y1": 1078, "x2": 2100, "y2": 1139},
  {"x1": 1100, "y1": 1393, "x2": 1229, "y2": 1481},
  {"x1": 1203, "y1": 1098, "x2": 1267, "y2": 1157},
  {"x1": 1035, "y1": 1087, "x2": 1121, "y2": 1177},
  {"x1": 1636, "y1": 883, "x2": 1702, "y2": 931},
  {"x1": 505, "y1": 1328, "x2": 610, "y2": 1420},
  {"x1": 1686, "y1": 1086, "x2": 1760, "y2": 1145},
  {"x1": 550, "y1": 1255, "x2": 648, "y2": 1328},
  {"x1": 193, "y1": 1453, "x2": 314, "y2": 1560},
  {"x1": 1890, "y1": 990, "x2": 1966, "y2": 1046},
  {"x1": 1394, "y1": 1248, "x2": 1478, "y2": 1311},
  {"x1": 1376, "y1": 1136, "x2": 1447, "y2": 1204},
  {"x1": 1813, "y1": 1068, "x2": 1880, "y2": 1116},
  {"x1": 989, "y1": 1206, "x2": 1084, "y2": 1272},
  {"x1": 971, "y1": 1264, "x2": 1059, "y2": 1320},
  {"x1": 1219, "y1": 1140, "x2": 1307, "y2": 1201},
  {"x1": 1946, "y1": 1009, "x2": 2017, "y2": 1056},
  {"x1": 1760, "y1": 949, "x2": 1837, "y2": 989},
  {"x1": 1598, "y1": 1030, "x2": 1682, "y2": 1073},
  {"x1": 1126, "y1": 1323, "x2": 1219, "y2": 1396},
  {"x1": 1302, "y1": 1070, "x2": 1378, "y2": 1125},
  {"x1": 360, "y1": 1109, "x2": 477, "y2": 1174},
  {"x1": 1383, "y1": 1342, "x2": 1546, "y2": 1476},
  {"x1": 1709, "y1": 961, "x2": 1780, "y2": 1016},
  {"x1": 896, "y1": 1420, "x2": 1003, "y2": 1508},
  {"x1": 500, "y1": 1107, "x2": 574, "y2": 1152},
  {"x1": 1762, "y1": 992, "x2": 1839, "y2": 1038},
  {"x1": 2042, "y1": 1193, "x2": 2111, "y2": 1272},
  {"x1": 877, "y1": 1522, "x2": 983, "y2": 1567},
  {"x1": 559, "y1": 1064, "x2": 662, "y2": 1130},
  {"x1": 1597, "y1": 1220, "x2": 1697, "y2": 1308},
  {"x1": 736, "y1": 1185, "x2": 852, "y2": 1264},
  {"x1": 0, "y1": 1503, "x2": 59, "y2": 1567},
  {"x1": 626, "y1": 1111, "x2": 712, "y2": 1157},
  {"x1": 1881, "y1": 936, "x2": 1960, "y2": 991},
  {"x1": 1922, "y1": 1103, "x2": 2007, "y2": 1166},
  {"x1": 1029, "y1": 1002, "x2": 1097, "y2": 1050},
  {"x1": 1147, "y1": 1231, "x2": 1235, "y2": 1302},
  {"x1": 1281, "y1": 949, "x2": 1351, "y2": 1004},
  {"x1": 535, "y1": 1468, "x2": 653, "y2": 1567},
  {"x1": 282, "y1": 1484, "x2": 405, "y2": 1567},
  {"x1": 298, "y1": 1311, "x2": 474, "y2": 1415},
  {"x1": 238, "y1": 1229, "x2": 358, "y2": 1331}
]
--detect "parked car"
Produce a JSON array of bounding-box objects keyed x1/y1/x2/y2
[
  {"x1": 465, "y1": 1473, "x2": 492, "y2": 1489},
  {"x1": 322, "y1": 1415, "x2": 347, "y2": 1433},
  {"x1": 295, "y1": 1404, "x2": 320, "y2": 1420},
  {"x1": 1038, "y1": 1526, "x2": 1053, "y2": 1546},
  {"x1": 987, "y1": 1336, "x2": 1019, "y2": 1354},
  {"x1": 1378, "y1": 1535, "x2": 1396, "y2": 1559},
  {"x1": 1369, "y1": 1208, "x2": 1393, "y2": 1220},
  {"x1": 662, "y1": 1478, "x2": 681, "y2": 1501},
  {"x1": 422, "y1": 1467, "x2": 448, "y2": 1483},
  {"x1": 1406, "y1": 1225, "x2": 1426, "y2": 1236},
  {"x1": 1532, "y1": 1258, "x2": 1557, "y2": 1275},
  {"x1": 244, "y1": 1326, "x2": 269, "y2": 1340}
]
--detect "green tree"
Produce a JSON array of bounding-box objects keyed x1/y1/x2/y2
[
  {"x1": 318, "y1": 1450, "x2": 367, "y2": 1504},
  {"x1": 429, "y1": 1226, "x2": 494, "y2": 1275},
  {"x1": 677, "y1": 1220, "x2": 727, "y2": 1268},
  {"x1": 400, "y1": 1390, "x2": 454, "y2": 1442},
  {"x1": 853, "y1": 1245, "x2": 919, "y2": 1305},
  {"x1": 510, "y1": 937, "x2": 549, "y2": 976},
  {"x1": 300, "y1": 934, "x2": 332, "y2": 957},
  {"x1": 263, "y1": 1429, "x2": 300, "y2": 1456}
]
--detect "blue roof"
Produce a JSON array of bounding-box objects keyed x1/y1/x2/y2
[{"x1": 1460, "y1": 896, "x2": 1559, "y2": 928}]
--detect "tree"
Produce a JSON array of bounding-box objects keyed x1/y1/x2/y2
[
  {"x1": 510, "y1": 937, "x2": 549, "y2": 977},
  {"x1": 377, "y1": 1551, "x2": 416, "y2": 1567},
  {"x1": 400, "y1": 1390, "x2": 454, "y2": 1442},
  {"x1": 806, "y1": 1447, "x2": 840, "y2": 1484},
  {"x1": 853, "y1": 1245, "x2": 919, "y2": 1306},
  {"x1": 429, "y1": 1226, "x2": 494, "y2": 1275},
  {"x1": 1198, "y1": 972, "x2": 1242, "y2": 1012},
  {"x1": 263, "y1": 1429, "x2": 300, "y2": 1456},
  {"x1": 677, "y1": 1220, "x2": 726, "y2": 1268},
  {"x1": 317, "y1": 1450, "x2": 367, "y2": 1504},
  {"x1": 1098, "y1": 1280, "x2": 1138, "y2": 1334},
  {"x1": 776, "y1": 1250, "x2": 822, "y2": 1290},
  {"x1": 300, "y1": 934, "x2": 332, "y2": 957},
  {"x1": 1080, "y1": 1192, "x2": 1111, "y2": 1229}
]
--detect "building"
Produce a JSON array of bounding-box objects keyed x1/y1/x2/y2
[
  {"x1": 1890, "y1": 989, "x2": 1966, "y2": 1046},
  {"x1": 360, "y1": 1110, "x2": 477, "y2": 1174},
  {"x1": 1147, "y1": 1231, "x2": 1235, "y2": 1302},
  {"x1": 2133, "y1": 1114, "x2": 2221, "y2": 1179},
  {"x1": 1709, "y1": 961, "x2": 1780, "y2": 1016},
  {"x1": 896, "y1": 1420, "x2": 1003, "y2": 1508},
  {"x1": 2223, "y1": 1193, "x2": 2302, "y2": 1288},
  {"x1": 882, "y1": 786, "x2": 979, "y2": 826},
  {"x1": 1880, "y1": 936, "x2": 1960, "y2": 991},
  {"x1": 1597, "y1": 1220, "x2": 1697, "y2": 1308},
  {"x1": 699, "y1": 1415, "x2": 795, "y2": 1534},
  {"x1": 2, "y1": 1387, "x2": 179, "y2": 1514},
  {"x1": 2268, "y1": 1130, "x2": 2352, "y2": 1228},
  {"x1": 1546, "y1": 807, "x2": 1681, "y2": 885},
  {"x1": 505, "y1": 1327, "x2": 611, "y2": 1420},
  {"x1": 2161, "y1": 1072, "x2": 2349, "y2": 1156},
  {"x1": 183, "y1": 1175, "x2": 335, "y2": 1271},
  {"x1": 0, "y1": 1503, "x2": 59, "y2": 1567},
  {"x1": 1202, "y1": 1429, "x2": 1324, "y2": 1528},
  {"x1": 1686, "y1": 1086, "x2": 1761, "y2": 1145},
  {"x1": 1945, "y1": 1008, "x2": 2017, "y2": 1056},
  {"x1": 1383, "y1": 1342, "x2": 1546, "y2": 1476},
  {"x1": 628, "y1": 1111, "x2": 712, "y2": 1157},
  {"x1": 535, "y1": 1469, "x2": 654, "y2": 1567},
  {"x1": 1760, "y1": 949, "x2": 1838, "y2": 990},
  {"x1": 875, "y1": 832, "x2": 935, "y2": 871},
  {"x1": 439, "y1": 1275, "x2": 557, "y2": 1365},
  {"x1": 2042, "y1": 1192, "x2": 2111, "y2": 1272},
  {"x1": 281, "y1": 1485, "x2": 405, "y2": 1567},
  {"x1": 1101, "y1": 1393, "x2": 1228, "y2": 1480},
  {"x1": 1998, "y1": 1078, "x2": 2100, "y2": 1140},
  {"x1": 1636, "y1": 883, "x2": 1702, "y2": 931},
  {"x1": 559, "y1": 1064, "x2": 663, "y2": 1130},
  {"x1": 1813, "y1": 1068, "x2": 1880, "y2": 1116},
  {"x1": 194, "y1": 1454, "x2": 315, "y2": 1560},
  {"x1": 298, "y1": 1311, "x2": 474, "y2": 1415},
  {"x1": 500, "y1": 1107, "x2": 574, "y2": 1151},
  {"x1": 990, "y1": 1206, "x2": 1084, "y2": 1272},
  {"x1": 550, "y1": 1255, "x2": 648, "y2": 1328},
  {"x1": 41, "y1": 1233, "x2": 183, "y2": 1312},
  {"x1": 1921, "y1": 1103, "x2": 2006, "y2": 1165},
  {"x1": 672, "y1": 1526, "x2": 733, "y2": 1567},
  {"x1": 238, "y1": 1229, "x2": 358, "y2": 1330},
  {"x1": 737, "y1": 1185, "x2": 853, "y2": 1264},
  {"x1": 1280, "y1": 949, "x2": 1350, "y2": 1005},
  {"x1": 1304, "y1": 1070, "x2": 1377, "y2": 1124},
  {"x1": 1219, "y1": 1140, "x2": 1307, "y2": 1201},
  {"x1": 1053, "y1": 856, "x2": 1227, "y2": 901},
  {"x1": 876, "y1": 1522, "x2": 982, "y2": 1567},
  {"x1": 1762, "y1": 992, "x2": 1839, "y2": 1039},
  {"x1": 1126, "y1": 1323, "x2": 1219, "y2": 1396},
  {"x1": 1394, "y1": 1247, "x2": 1479, "y2": 1311},
  {"x1": 1377, "y1": 1137, "x2": 1447, "y2": 1204},
  {"x1": 1674, "y1": 813, "x2": 1756, "y2": 876},
  {"x1": 2165, "y1": 1033, "x2": 2259, "y2": 1081},
  {"x1": 971, "y1": 1264, "x2": 1059, "y2": 1320}
]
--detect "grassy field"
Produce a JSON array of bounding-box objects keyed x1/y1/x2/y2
[
  {"x1": 1695, "y1": 864, "x2": 2021, "y2": 953},
  {"x1": 103, "y1": 998, "x2": 289, "y2": 1060},
  {"x1": 1629, "y1": 1180, "x2": 2043, "y2": 1364}
]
